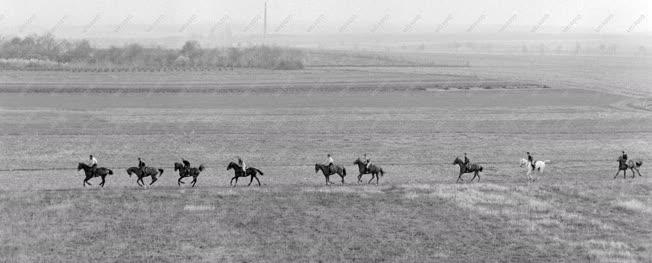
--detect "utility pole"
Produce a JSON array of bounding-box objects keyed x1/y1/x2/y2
[{"x1": 263, "y1": 1, "x2": 267, "y2": 44}]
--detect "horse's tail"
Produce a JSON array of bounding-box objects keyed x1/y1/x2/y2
[
  {"x1": 343, "y1": 168, "x2": 347, "y2": 176},
  {"x1": 636, "y1": 160, "x2": 643, "y2": 167},
  {"x1": 255, "y1": 168, "x2": 264, "y2": 176},
  {"x1": 108, "y1": 169, "x2": 114, "y2": 175},
  {"x1": 478, "y1": 166, "x2": 483, "y2": 172},
  {"x1": 158, "y1": 168, "x2": 164, "y2": 176},
  {"x1": 198, "y1": 164, "x2": 205, "y2": 172}
]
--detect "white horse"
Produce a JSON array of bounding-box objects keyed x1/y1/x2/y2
[{"x1": 519, "y1": 158, "x2": 549, "y2": 181}]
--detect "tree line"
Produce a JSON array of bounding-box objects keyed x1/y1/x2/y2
[{"x1": 0, "y1": 34, "x2": 304, "y2": 70}]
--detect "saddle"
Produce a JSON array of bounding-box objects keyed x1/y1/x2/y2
[
  {"x1": 365, "y1": 164, "x2": 375, "y2": 173},
  {"x1": 327, "y1": 164, "x2": 337, "y2": 174}
]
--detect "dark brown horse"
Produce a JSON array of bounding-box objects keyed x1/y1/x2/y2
[
  {"x1": 315, "y1": 163, "x2": 346, "y2": 185},
  {"x1": 353, "y1": 158, "x2": 385, "y2": 185},
  {"x1": 614, "y1": 159, "x2": 644, "y2": 179},
  {"x1": 127, "y1": 166, "x2": 164, "y2": 187},
  {"x1": 453, "y1": 157, "x2": 483, "y2": 183},
  {"x1": 174, "y1": 162, "x2": 205, "y2": 187},
  {"x1": 226, "y1": 162, "x2": 265, "y2": 186},
  {"x1": 77, "y1": 163, "x2": 113, "y2": 187}
]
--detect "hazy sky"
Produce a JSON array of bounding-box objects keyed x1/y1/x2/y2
[{"x1": 1, "y1": 0, "x2": 649, "y2": 34}]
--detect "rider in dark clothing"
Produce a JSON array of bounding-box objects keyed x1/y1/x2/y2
[
  {"x1": 138, "y1": 157, "x2": 146, "y2": 174},
  {"x1": 527, "y1": 152, "x2": 534, "y2": 169},
  {"x1": 619, "y1": 151, "x2": 628, "y2": 167},
  {"x1": 182, "y1": 159, "x2": 191, "y2": 175}
]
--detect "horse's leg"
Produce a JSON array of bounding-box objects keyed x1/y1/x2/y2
[
  {"x1": 357, "y1": 174, "x2": 362, "y2": 184},
  {"x1": 191, "y1": 176, "x2": 197, "y2": 187},
  {"x1": 623, "y1": 169, "x2": 627, "y2": 179},
  {"x1": 325, "y1": 175, "x2": 329, "y2": 185},
  {"x1": 630, "y1": 168, "x2": 636, "y2": 178},
  {"x1": 178, "y1": 177, "x2": 183, "y2": 186},
  {"x1": 476, "y1": 171, "x2": 480, "y2": 182},
  {"x1": 254, "y1": 176, "x2": 261, "y2": 186},
  {"x1": 230, "y1": 176, "x2": 236, "y2": 186},
  {"x1": 100, "y1": 175, "x2": 106, "y2": 187},
  {"x1": 634, "y1": 168, "x2": 642, "y2": 177},
  {"x1": 83, "y1": 176, "x2": 89, "y2": 187},
  {"x1": 456, "y1": 173, "x2": 463, "y2": 183},
  {"x1": 150, "y1": 175, "x2": 158, "y2": 185},
  {"x1": 614, "y1": 169, "x2": 621, "y2": 179},
  {"x1": 368, "y1": 174, "x2": 374, "y2": 184},
  {"x1": 248, "y1": 175, "x2": 254, "y2": 186},
  {"x1": 341, "y1": 173, "x2": 345, "y2": 185}
]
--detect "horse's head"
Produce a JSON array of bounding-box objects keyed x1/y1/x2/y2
[
  {"x1": 519, "y1": 158, "x2": 528, "y2": 167},
  {"x1": 227, "y1": 162, "x2": 237, "y2": 170},
  {"x1": 353, "y1": 158, "x2": 362, "y2": 165},
  {"x1": 77, "y1": 162, "x2": 86, "y2": 171},
  {"x1": 453, "y1": 157, "x2": 463, "y2": 165},
  {"x1": 174, "y1": 162, "x2": 182, "y2": 171},
  {"x1": 315, "y1": 164, "x2": 321, "y2": 173}
]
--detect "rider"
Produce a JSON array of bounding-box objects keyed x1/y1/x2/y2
[
  {"x1": 182, "y1": 159, "x2": 191, "y2": 175},
  {"x1": 88, "y1": 155, "x2": 98, "y2": 175},
  {"x1": 619, "y1": 151, "x2": 628, "y2": 166},
  {"x1": 138, "y1": 157, "x2": 146, "y2": 174},
  {"x1": 238, "y1": 157, "x2": 247, "y2": 174},
  {"x1": 463, "y1": 153, "x2": 470, "y2": 169},
  {"x1": 363, "y1": 153, "x2": 372, "y2": 172},
  {"x1": 327, "y1": 154, "x2": 334, "y2": 172},
  {"x1": 527, "y1": 152, "x2": 534, "y2": 169}
]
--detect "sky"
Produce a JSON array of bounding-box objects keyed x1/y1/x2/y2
[{"x1": 0, "y1": 0, "x2": 649, "y2": 34}]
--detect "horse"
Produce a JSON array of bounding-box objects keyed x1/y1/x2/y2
[
  {"x1": 353, "y1": 158, "x2": 385, "y2": 185},
  {"x1": 315, "y1": 163, "x2": 346, "y2": 185},
  {"x1": 614, "y1": 159, "x2": 644, "y2": 179},
  {"x1": 452, "y1": 157, "x2": 483, "y2": 183},
  {"x1": 226, "y1": 162, "x2": 265, "y2": 186},
  {"x1": 127, "y1": 166, "x2": 164, "y2": 187},
  {"x1": 77, "y1": 163, "x2": 113, "y2": 187},
  {"x1": 174, "y1": 162, "x2": 205, "y2": 187},
  {"x1": 519, "y1": 159, "x2": 549, "y2": 182}
]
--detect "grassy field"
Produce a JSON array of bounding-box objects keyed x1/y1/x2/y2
[
  {"x1": 0, "y1": 55, "x2": 651, "y2": 261},
  {"x1": 1, "y1": 181, "x2": 650, "y2": 262}
]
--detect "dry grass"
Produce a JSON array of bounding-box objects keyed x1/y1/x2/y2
[
  {"x1": 0, "y1": 67, "x2": 651, "y2": 261},
  {"x1": 1, "y1": 180, "x2": 650, "y2": 262}
]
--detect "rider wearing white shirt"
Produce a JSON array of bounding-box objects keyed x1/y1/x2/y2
[
  {"x1": 89, "y1": 155, "x2": 98, "y2": 167},
  {"x1": 327, "y1": 154, "x2": 334, "y2": 171},
  {"x1": 238, "y1": 157, "x2": 247, "y2": 173},
  {"x1": 363, "y1": 153, "x2": 371, "y2": 171},
  {"x1": 89, "y1": 155, "x2": 98, "y2": 175}
]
